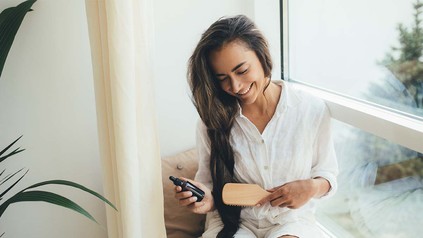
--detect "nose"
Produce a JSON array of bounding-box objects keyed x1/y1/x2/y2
[{"x1": 230, "y1": 76, "x2": 242, "y2": 94}]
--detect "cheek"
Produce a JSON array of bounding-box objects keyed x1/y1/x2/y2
[
  {"x1": 219, "y1": 81, "x2": 231, "y2": 93},
  {"x1": 253, "y1": 70, "x2": 265, "y2": 81}
]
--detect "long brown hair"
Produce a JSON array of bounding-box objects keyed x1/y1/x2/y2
[{"x1": 187, "y1": 15, "x2": 273, "y2": 237}]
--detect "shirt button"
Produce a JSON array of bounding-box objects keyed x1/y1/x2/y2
[
  {"x1": 264, "y1": 165, "x2": 269, "y2": 170},
  {"x1": 261, "y1": 139, "x2": 265, "y2": 144}
]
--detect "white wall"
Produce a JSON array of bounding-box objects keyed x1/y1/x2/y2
[
  {"x1": 153, "y1": 0, "x2": 255, "y2": 157},
  {"x1": 0, "y1": 1, "x2": 106, "y2": 237}
]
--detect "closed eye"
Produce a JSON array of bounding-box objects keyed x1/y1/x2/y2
[
  {"x1": 238, "y1": 68, "x2": 248, "y2": 75},
  {"x1": 217, "y1": 76, "x2": 228, "y2": 81}
]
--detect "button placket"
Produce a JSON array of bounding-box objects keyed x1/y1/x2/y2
[{"x1": 259, "y1": 137, "x2": 271, "y2": 189}]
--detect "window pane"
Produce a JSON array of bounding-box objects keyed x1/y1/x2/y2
[
  {"x1": 287, "y1": 0, "x2": 423, "y2": 118},
  {"x1": 317, "y1": 119, "x2": 423, "y2": 237}
]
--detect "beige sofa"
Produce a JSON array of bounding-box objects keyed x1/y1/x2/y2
[{"x1": 161, "y1": 149, "x2": 206, "y2": 238}]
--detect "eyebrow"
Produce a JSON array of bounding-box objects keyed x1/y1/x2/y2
[{"x1": 216, "y1": 61, "x2": 247, "y2": 77}]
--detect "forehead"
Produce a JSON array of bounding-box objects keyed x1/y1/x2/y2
[{"x1": 209, "y1": 41, "x2": 256, "y2": 73}]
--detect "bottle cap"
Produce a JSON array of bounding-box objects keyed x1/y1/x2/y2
[{"x1": 169, "y1": 176, "x2": 183, "y2": 186}]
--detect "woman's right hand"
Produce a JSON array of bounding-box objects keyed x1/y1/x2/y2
[{"x1": 174, "y1": 177, "x2": 214, "y2": 214}]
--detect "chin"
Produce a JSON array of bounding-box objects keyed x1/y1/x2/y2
[{"x1": 239, "y1": 94, "x2": 258, "y2": 105}]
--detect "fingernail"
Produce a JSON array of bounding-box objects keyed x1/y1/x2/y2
[{"x1": 256, "y1": 203, "x2": 261, "y2": 207}]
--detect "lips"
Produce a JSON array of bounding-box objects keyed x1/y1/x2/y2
[{"x1": 236, "y1": 83, "x2": 253, "y2": 96}]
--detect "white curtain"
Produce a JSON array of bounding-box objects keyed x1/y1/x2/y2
[{"x1": 84, "y1": 0, "x2": 166, "y2": 237}]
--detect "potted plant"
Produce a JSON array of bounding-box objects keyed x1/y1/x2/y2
[{"x1": 0, "y1": 1, "x2": 117, "y2": 236}]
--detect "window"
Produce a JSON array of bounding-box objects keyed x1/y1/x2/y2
[
  {"x1": 279, "y1": 0, "x2": 423, "y2": 237},
  {"x1": 317, "y1": 120, "x2": 423, "y2": 237},
  {"x1": 284, "y1": 0, "x2": 423, "y2": 119}
]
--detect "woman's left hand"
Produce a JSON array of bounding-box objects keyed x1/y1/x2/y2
[{"x1": 257, "y1": 179, "x2": 317, "y2": 209}]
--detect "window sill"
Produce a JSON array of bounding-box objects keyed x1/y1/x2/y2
[{"x1": 291, "y1": 81, "x2": 423, "y2": 154}]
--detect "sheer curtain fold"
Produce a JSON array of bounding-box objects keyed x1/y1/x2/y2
[{"x1": 84, "y1": 1, "x2": 166, "y2": 237}]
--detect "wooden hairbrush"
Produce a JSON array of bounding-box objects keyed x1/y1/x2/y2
[{"x1": 222, "y1": 183, "x2": 270, "y2": 206}]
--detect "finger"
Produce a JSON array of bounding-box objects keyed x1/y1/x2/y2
[
  {"x1": 175, "y1": 190, "x2": 193, "y2": 199},
  {"x1": 258, "y1": 187, "x2": 286, "y2": 206},
  {"x1": 187, "y1": 201, "x2": 206, "y2": 213},
  {"x1": 174, "y1": 186, "x2": 182, "y2": 193},
  {"x1": 179, "y1": 196, "x2": 198, "y2": 206},
  {"x1": 269, "y1": 196, "x2": 285, "y2": 207},
  {"x1": 267, "y1": 185, "x2": 282, "y2": 193},
  {"x1": 271, "y1": 197, "x2": 292, "y2": 208},
  {"x1": 188, "y1": 201, "x2": 205, "y2": 209},
  {"x1": 257, "y1": 193, "x2": 273, "y2": 206}
]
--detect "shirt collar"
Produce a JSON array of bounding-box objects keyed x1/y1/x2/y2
[{"x1": 276, "y1": 79, "x2": 300, "y2": 109}]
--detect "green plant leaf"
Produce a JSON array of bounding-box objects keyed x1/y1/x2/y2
[
  {"x1": 0, "y1": 169, "x2": 28, "y2": 199},
  {"x1": 0, "y1": 135, "x2": 23, "y2": 157},
  {"x1": 24, "y1": 180, "x2": 117, "y2": 211},
  {"x1": 0, "y1": 168, "x2": 25, "y2": 185},
  {"x1": 0, "y1": 136, "x2": 25, "y2": 164},
  {"x1": 0, "y1": 7, "x2": 15, "y2": 26},
  {"x1": 0, "y1": 147, "x2": 25, "y2": 163},
  {"x1": 0, "y1": 190, "x2": 97, "y2": 223},
  {"x1": 0, "y1": 0, "x2": 36, "y2": 78}
]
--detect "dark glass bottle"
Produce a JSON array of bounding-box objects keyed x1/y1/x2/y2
[{"x1": 169, "y1": 176, "x2": 205, "y2": 202}]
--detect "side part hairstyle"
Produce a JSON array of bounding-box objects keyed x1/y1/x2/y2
[{"x1": 187, "y1": 15, "x2": 273, "y2": 238}]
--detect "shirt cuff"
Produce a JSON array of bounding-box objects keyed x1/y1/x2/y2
[{"x1": 311, "y1": 172, "x2": 337, "y2": 199}]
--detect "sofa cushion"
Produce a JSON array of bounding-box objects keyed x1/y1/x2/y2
[{"x1": 162, "y1": 149, "x2": 206, "y2": 238}]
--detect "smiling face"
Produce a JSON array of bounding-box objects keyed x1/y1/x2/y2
[{"x1": 209, "y1": 40, "x2": 268, "y2": 105}]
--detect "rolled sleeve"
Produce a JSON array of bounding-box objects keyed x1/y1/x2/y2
[
  {"x1": 194, "y1": 119, "x2": 213, "y2": 190},
  {"x1": 310, "y1": 103, "x2": 339, "y2": 199}
]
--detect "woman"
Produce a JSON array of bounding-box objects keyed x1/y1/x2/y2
[{"x1": 174, "y1": 15, "x2": 338, "y2": 238}]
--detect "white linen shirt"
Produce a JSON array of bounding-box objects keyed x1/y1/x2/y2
[{"x1": 194, "y1": 80, "x2": 338, "y2": 225}]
